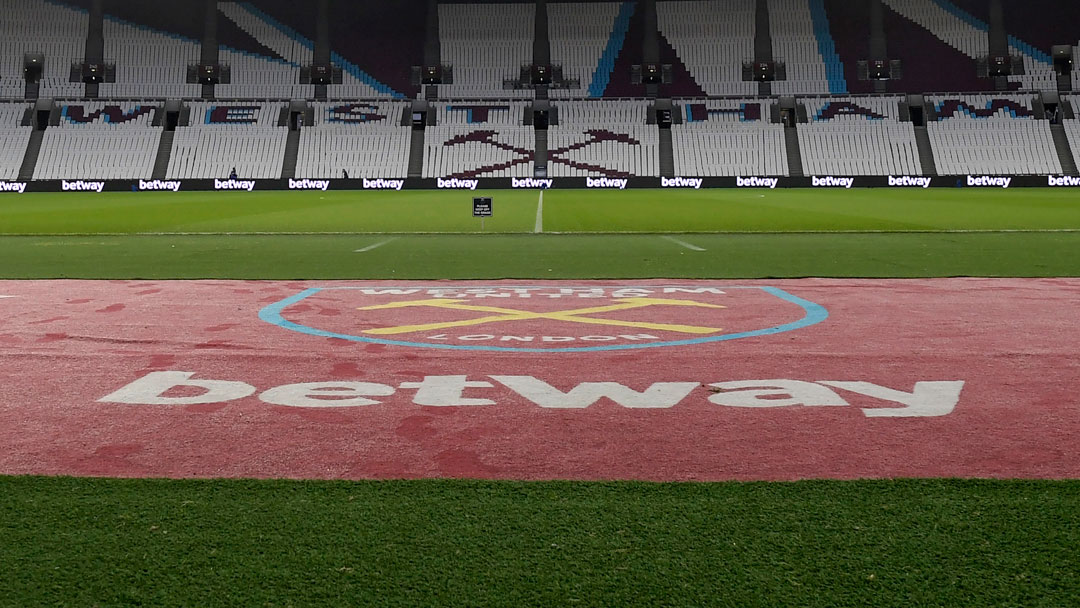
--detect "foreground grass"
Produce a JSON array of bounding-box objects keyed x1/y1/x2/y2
[
  {"x1": 1, "y1": 477, "x2": 1076, "y2": 607},
  {"x1": 1, "y1": 232, "x2": 1078, "y2": 278},
  {"x1": 2, "y1": 188, "x2": 1080, "y2": 234}
]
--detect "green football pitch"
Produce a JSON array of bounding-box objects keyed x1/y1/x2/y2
[
  {"x1": 2, "y1": 187, "x2": 1080, "y2": 278},
  {"x1": 2, "y1": 187, "x2": 1079, "y2": 606}
]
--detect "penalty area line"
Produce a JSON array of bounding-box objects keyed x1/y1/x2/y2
[
  {"x1": 662, "y1": 236, "x2": 706, "y2": 252},
  {"x1": 354, "y1": 238, "x2": 397, "y2": 253}
]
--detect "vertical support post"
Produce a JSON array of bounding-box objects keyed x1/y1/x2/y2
[
  {"x1": 642, "y1": 0, "x2": 659, "y2": 98},
  {"x1": 314, "y1": 0, "x2": 330, "y2": 100},
  {"x1": 201, "y1": 0, "x2": 219, "y2": 99},
  {"x1": 84, "y1": 0, "x2": 104, "y2": 98},
  {"x1": 754, "y1": 0, "x2": 773, "y2": 96},
  {"x1": 988, "y1": 0, "x2": 1008, "y2": 90},
  {"x1": 423, "y1": 0, "x2": 441, "y2": 98},
  {"x1": 533, "y1": 0, "x2": 550, "y2": 99},
  {"x1": 869, "y1": 0, "x2": 887, "y2": 93}
]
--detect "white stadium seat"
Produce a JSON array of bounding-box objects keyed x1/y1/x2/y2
[
  {"x1": 166, "y1": 102, "x2": 287, "y2": 179},
  {"x1": 33, "y1": 102, "x2": 162, "y2": 180},
  {"x1": 0, "y1": 103, "x2": 32, "y2": 180},
  {"x1": 798, "y1": 96, "x2": 921, "y2": 175},
  {"x1": 296, "y1": 101, "x2": 411, "y2": 178},
  {"x1": 927, "y1": 94, "x2": 1061, "y2": 175}
]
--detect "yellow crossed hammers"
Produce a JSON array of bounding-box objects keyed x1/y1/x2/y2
[{"x1": 356, "y1": 297, "x2": 725, "y2": 336}]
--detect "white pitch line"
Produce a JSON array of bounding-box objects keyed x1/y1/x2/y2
[
  {"x1": 662, "y1": 236, "x2": 706, "y2": 252},
  {"x1": 354, "y1": 238, "x2": 397, "y2": 253},
  {"x1": 6, "y1": 228, "x2": 1080, "y2": 237},
  {"x1": 0, "y1": 296, "x2": 16, "y2": 299},
  {"x1": 534, "y1": 190, "x2": 544, "y2": 233}
]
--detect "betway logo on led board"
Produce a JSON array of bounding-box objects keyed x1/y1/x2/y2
[
  {"x1": 736, "y1": 177, "x2": 778, "y2": 188},
  {"x1": 62, "y1": 180, "x2": 105, "y2": 193},
  {"x1": 437, "y1": 178, "x2": 479, "y2": 190},
  {"x1": 887, "y1": 176, "x2": 931, "y2": 188},
  {"x1": 363, "y1": 179, "x2": 405, "y2": 190},
  {"x1": 966, "y1": 176, "x2": 1011, "y2": 188},
  {"x1": 811, "y1": 176, "x2": 854, "y2": 188},
  {"x1": 214, "y1": 179, "x2": 256, "y2": 191},
  {"x1": 1047, "y1": 175, "x2": 1080, "y2": 187},
  {"x1": 138, "y1": 179, "x2": 182, "y2": 192},
  {"x1": 661, "y1": 177, "x2": 703, "y2": 189},
  {"x1": 511, "y1": 178, "x2": 553, "y2": 189}
]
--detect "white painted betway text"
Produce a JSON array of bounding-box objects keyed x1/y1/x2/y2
[{"x1": 101, "y1": 372, "x2": 965, "y2": 417}]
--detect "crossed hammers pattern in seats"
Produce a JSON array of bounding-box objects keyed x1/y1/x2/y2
[{"x1": 442, "y1": 129, "x2": 641, "y2": 180}]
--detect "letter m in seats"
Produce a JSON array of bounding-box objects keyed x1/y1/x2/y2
[{"x1": 62, "y1": 105, "x2": 155, "y2": 124}]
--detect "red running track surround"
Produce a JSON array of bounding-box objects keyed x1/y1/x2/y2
[{"x1": 0, "y1": 279, "x2": 1077, "y2": 482}]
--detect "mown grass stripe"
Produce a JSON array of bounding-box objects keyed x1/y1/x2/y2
[{"x1": 1, "y1": 476, "x2": 1077, "y2": 607}]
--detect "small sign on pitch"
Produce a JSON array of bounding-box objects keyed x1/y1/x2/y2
[{"x1": 472, "y1": 197, "x2": 493, "y2": 217}]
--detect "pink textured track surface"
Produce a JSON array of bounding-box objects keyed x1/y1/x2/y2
[{"x1": 0, "y1": 278, "x2": 1077, "y2": 481}]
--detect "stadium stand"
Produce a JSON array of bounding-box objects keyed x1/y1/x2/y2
[
  {"x1": 927, "y1": 94, "x2": 1061, "y2": 175},
  {"x1": 994, "y1": 0, "x2": 1080, "y2": 96},
  {"x1": 423, "y1": 125, "x2": 535, "y2": 179},
  {"x1": 210, "y1": 0, "x2": 413, "y2": 99},
  {"x1": 295, "y1": 101, "x2": 411, "y2": 179},
  {"x1": 423, "y1": 101, "x2": 533, "y2": 178},
  {"x1": 657, "y1": 0, "x2": 757, "y2": 96},
  {"x1": 215, "y1": 2, "x2": 315, "y2": 99},
  {"x1": 798, "y1": 96, "x2": 921, "y2": 175},
  {"x1": 0, "y1": 0, "x2": 88, "y2": 98},
  {"x1": 0, "y1": 68, "x2": 23, "y2": 99},
  {"x1": 0, "y1": 103, "x2": 32, "y2": 180},
  {"x1": 1062, "y1": 117, "x2": 1080, "y2": 172},
  {"x1": 769, "y1": 0, "x2": 844, "y2": 94},
  {"x1": 438, "y1": 3, "x2": 535, "y2": 99},
  {"x1": 2, "y1": 0, "x2": 1078, "y2": 184},
  {"x1": 548, "y1": 100, "x2": 659, "y2": 178},
  {"x1": 68, "y1": 0, "x2": 404, "y2": 100},
  {"x1": 325, "y1": 1, "x2": 422, "y2": 99},
  {"x1": 96, "y1": 15, "x2": 202, "y2": 98},
  {"x1": 819, "y1": 0, "x2": 871, "y2": 94},
  {"x1": 548, "y1": 1, "x2": 624, "y2": 99},
  {"x1": 882, "y1": 0, "x2": 988, "y2": 60},
  {"x1": 880, "y1": 0, "x2": 1054, "y2": 91},
  {"x1": 942, "y1": 0, "x2": 1056, "y2": 91},
  {"x1": 166, "y1": 102, "x2": 288, "y2": 179},
  {"x1": 998, "y1": 0, "x2": 1080, "y2": 60},
  {"x1": 671, "y1": 99, "x2": 788, "y2": 176},
  {"x1": 33, "y1": 101, "x2": 161, "y2": 180},
  {"x1": 876, "y1": 0, "x2": 991, "y2": 93},
  {"x1": 436, "y1": 101, "x2": 528, "y2": 126}
]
